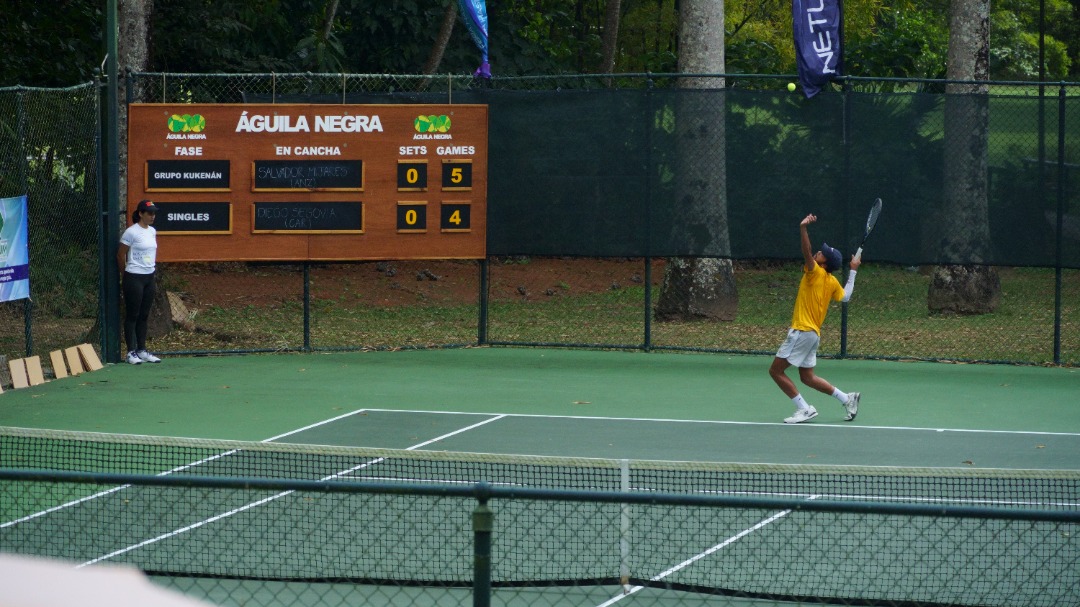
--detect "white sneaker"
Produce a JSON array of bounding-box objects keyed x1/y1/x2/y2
[
  {"x1": 126, "y1": 351, "x2": 142, "y2": 365},
  {"x1": 784, "y1": 406, "x2": 818, "y2": 424},
  {"x1": 136, "y1": 350, "x2": 161, "y2": 363},
  {"x1": 844, "y1": 392, "x2": 860, "y2": 421}
]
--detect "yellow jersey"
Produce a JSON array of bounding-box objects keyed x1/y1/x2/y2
[{"x1": 790, "y1": 264, "x2": 844, "y2": 335}]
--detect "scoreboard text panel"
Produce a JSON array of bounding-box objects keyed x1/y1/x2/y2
[{"x1": 127, "y1": 103, "x2": 487, "y2": 261}]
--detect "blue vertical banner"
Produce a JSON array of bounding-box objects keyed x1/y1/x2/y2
[
  {"x1": 458, "y1": 0, "x2": 490, "y2": 78},
  {"x1": 0, "y1": 195, "x2": 30, "y2": 302},
  {"x1": 792, "y1": 0, "x2": 842, "y2": 98}
]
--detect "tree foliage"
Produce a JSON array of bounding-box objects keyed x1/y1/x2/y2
[
  {"x1": 0, "y1": 0, "x2": 1078, "y2": 86},
  {"x1": 0, "y1": 3, "x2": 103, "y2": 86},
  {"x1": 990, "y1": 0, "x2": 1073, "y2": 78},
  {"x1": 846, "y1": 6, "x2": 949, "y2": 79}
]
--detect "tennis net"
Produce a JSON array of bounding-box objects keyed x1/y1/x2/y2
[
  {"x1": 2, "y1": 425, "x2": 1077, "y2": 506},
  {"x1": 2, "y1": 426, "x2": 1078, "y2": 607}
]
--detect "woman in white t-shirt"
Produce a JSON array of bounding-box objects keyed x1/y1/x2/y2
[{"x1": 117, "y1": 199, "x2": 162, "y2": 365}]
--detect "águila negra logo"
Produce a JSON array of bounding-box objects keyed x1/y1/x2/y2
[
  {"x1": 414, "y1": 115, "x2": 451, "y2": 133},
  {"x1": 168, "y1": 114, "x2": 206, "y2": 133}
]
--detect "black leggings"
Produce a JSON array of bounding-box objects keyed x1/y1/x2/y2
[{"x1": 122, "y1": 271, "x2": 156, "y2": 353}]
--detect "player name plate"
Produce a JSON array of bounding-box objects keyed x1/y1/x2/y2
[
  {"x1": 252, "y1": 201, "x2": 364, "y2": 233},
  {"x1": 253, "y1": 160, "x2": 364, "y2": 191},
  {"x1": 152, "y1": 202, "x2": 232, "y2": 234},
  {"x1": 146, "y1": 160, "x2": 231, "y2": 191}
]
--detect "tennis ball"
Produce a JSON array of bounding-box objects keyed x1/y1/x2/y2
[{"x1": 787, "y1": 82, "x2": 797, "y2": 92}]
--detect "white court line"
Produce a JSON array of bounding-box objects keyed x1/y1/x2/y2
[
  {"x1": 262, "y1": 408, "x2": 374, "y2": 442},
  {"x1": 2, "y1": 408, "x2": 371, "y2": 530},
  {"x1": 0, "y1": 484, "x2": 131, "y2": 530},
  {"x1": 76, "y1": 414, "x2": 507, "y2": 568},
  {"x1": 595, "y1": 508, "x2": 797, "y2": 607},
  {"x1": 357, "y1": 408, "x2": 1080, "y2": 437}
]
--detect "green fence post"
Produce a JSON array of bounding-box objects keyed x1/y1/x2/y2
[
  {"x1": 303, "y1": 262, "x2": 311, "y2": 352},
  {"x1": 839, "y1": 78, "x2": 852, "y2": 358},
  {"x1": 643, "y1": 76, "x2": 654, "y2": 353},
  {"x1": 643, "y1": 257, "x2": 652, "y2": 352},
  {"x1": 1054, "y1": 83, "x2": 1066, "y2": 364},
  {"x1": 16, "y1": 90, "x2": 32, "y2": 356},
  {"x1": 101, "y1": 0, "x2": 122, "y2": 364},
  {"x1": 473, "y1": 484, "x2": 493, "y2": 607},
  {"x1": 96, "y1": 78, "x2": 108, "y2": 362},
  {"x1": 478, "y1": 258, "x2": 488, "y2": 345}
]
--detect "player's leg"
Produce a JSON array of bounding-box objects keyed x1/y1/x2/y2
[
  {"x1": 122, "y1": 273, "x2": 143, "y2": 364},
  {"x1": 134, "y1": 275, "x2": 154, "y2": 350},
  {"x1": 798, "y1": 367, "x2": 834, "y2": 395},
  {"x1": 134, "y1": 274, "x2": 161, "y2": 363},
  {"x1": 771, "y1": 331, "x2": 818, "y2": 423},
  {"x1": 799, "y1": 366, "x2": 859, "y2": 421},
  {"x1": 768, "y1": 357, "x2": 798, "y2": 397},
  {"x1": 774, "y1": 359, "x2": 815, "y2": 422}
]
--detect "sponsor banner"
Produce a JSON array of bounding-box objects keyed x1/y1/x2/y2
[
  {"x1": 0, "y1": 194, "x2": 30, "y2": 302},
  {"x1": 792, "y1": 0, "x2": 841, "y2": 98},
  {"x1": 458, "y1": 0, "x2": 490, "y2": 77}
]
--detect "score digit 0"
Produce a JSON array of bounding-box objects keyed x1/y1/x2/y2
[
  {"x1": 398, "y1": 160, "x2": 428, "y2": 191},
  {"x1": 397, "y1": 202, "x2": 428, "y2": 233}
]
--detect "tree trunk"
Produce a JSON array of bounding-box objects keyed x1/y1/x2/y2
[
  {"x1": 321, "y1": 0, "x2": 342, "y2": 42},
  {"x1": 596, "y1": 0, "x2": 622, "y2": 74},
  {"x1": 119, "y1": 0, "x2": 152, "y2": 71},
  {"x1": 655, "y1": 0, "x2": 736, "y2": 322},
  {"x1": 422, "y1": 1, "x2": 458, "y2": 75},
  {"x1": 927, "y1": 265, "x2": 1000, "y2": 313},
  {"x1": 575, "y1": 0, "x2": 587, "y2": 72},
  {"x1": 84, "y1": 284, "x2": 175, "y2": 345},
  {"x1": 119, "y1": 0, "x2": 174, "y2": 337},
  {"x1": 928, "y1": 0, "x2": 999, "y2": 314},
  {"x1": 655, "y1": 258, "x2": 738, "y2": 321},
  {"x1": 118, "y1": 0, "x2": 152, "y2": 200}
]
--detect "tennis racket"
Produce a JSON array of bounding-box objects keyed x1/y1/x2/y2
[{"x1": 852, "y1": 198, "x2": 882, "y2": 263}]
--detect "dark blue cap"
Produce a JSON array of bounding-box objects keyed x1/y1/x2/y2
[{"x1": 821, "y1": 242, "x2": 842, "y2": 272}]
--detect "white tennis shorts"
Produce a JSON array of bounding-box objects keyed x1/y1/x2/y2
[{"x1": 776, "y1": 328, "x2": 819, "y2": 368}]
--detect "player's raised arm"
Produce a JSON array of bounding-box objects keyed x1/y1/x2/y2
[{"x1": 800, "y1": 214, "x2": 817, "y2": 271}]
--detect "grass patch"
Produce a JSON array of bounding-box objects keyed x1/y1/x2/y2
[{"x1": 148, "y1": 264, "x2": 1079, "y2": 365}]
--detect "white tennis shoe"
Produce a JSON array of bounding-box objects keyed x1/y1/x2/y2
[
  {"x1": 136, "y1": 350, "x2": 161, "y2": 363},
  {"x1": 126, "y1": 351, "x2": 142, "y2": 365},
  {"x1": 784, "y1": 406, "x2": 817, "y2": 424},
  {"x1": 844, "y1": 392, "x2": 860, "y2": 421}
]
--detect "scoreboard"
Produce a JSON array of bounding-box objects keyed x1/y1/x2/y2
[{"x1": 126, "y1": 104, "x2": 488, "y2": 262}]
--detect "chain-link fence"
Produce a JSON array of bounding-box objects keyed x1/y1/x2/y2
[
  {"x1": 2, "y1": 427, "x2": 1079, "y2": 607},
  {"x1": 3, "y1": 74, "x2": 1079, "y2": 371},
  {"x1": 0, "y1": 83, "x2": 100, "y2": 366},
  {"x1": 2, "y1": 466, "x2": 1078, "y2": 607}
]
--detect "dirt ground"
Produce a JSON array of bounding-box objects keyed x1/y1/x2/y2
[{"x1": 167, "y1": 258, "x2": 665, "y2": 309}]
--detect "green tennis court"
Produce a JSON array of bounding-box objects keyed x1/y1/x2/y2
[
  {"x1": 1, "y1": 347, "x2": 1079, "y2": 442},
  {"x1": 1, "y1": 348, "x2": 1079, "y2": 606}
]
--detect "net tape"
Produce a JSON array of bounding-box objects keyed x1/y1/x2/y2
[{"x1": 2, "y1": 425, "x2": 1079, "y2": 505}]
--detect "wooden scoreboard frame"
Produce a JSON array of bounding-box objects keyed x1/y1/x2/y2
[{"x1": 126, "y1": 103, "x2": 488, "y2": 261}]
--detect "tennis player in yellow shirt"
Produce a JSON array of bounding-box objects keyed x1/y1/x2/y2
[{"x1": 769, "y1": 213, "x2": 861, "y2": 423}]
